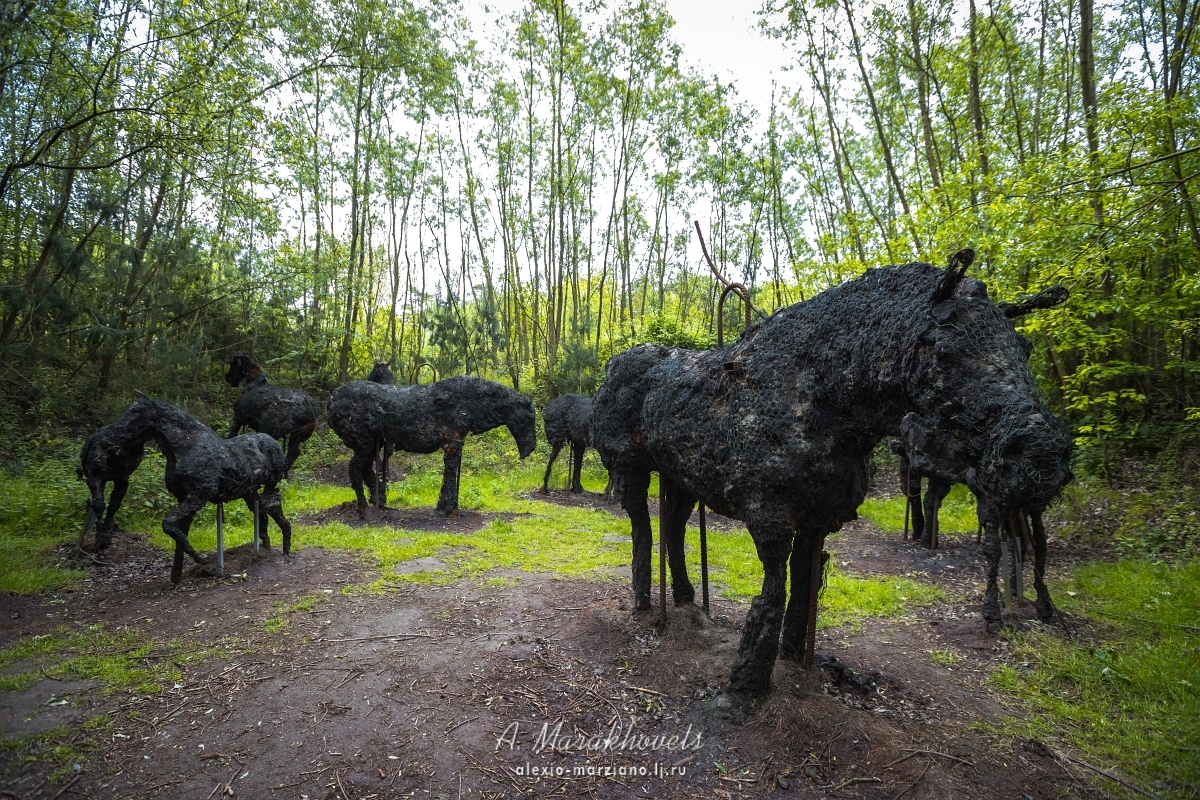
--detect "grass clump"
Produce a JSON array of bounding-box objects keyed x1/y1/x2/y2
[
  {"x1": 858, "y1": 483, "x2": 978, "y2": 536},
  {"x1": 0, "y1": 624, "x2": 222, "y2": 697},
  {"x1": 989, "y1": 559, "x2": 1200, "y2": 799}
]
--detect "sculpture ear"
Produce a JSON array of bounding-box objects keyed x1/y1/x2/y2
[
  {"x1": 932, "y1": 248, "x2": 974, "y2": 305},
  {"x1": 999, "y1": 285, "x2": 1070, "y2": 318}
]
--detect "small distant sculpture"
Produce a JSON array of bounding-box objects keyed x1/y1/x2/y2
[
  {"x1": 327, "y1": 376, "x2": 537, "y2": 516},
  {"x1": 225, "y1": 353, "x2": 322, "y2": 473},
  {"x1": 540, "y1": 393, "x2": 596, "y2": 494}
]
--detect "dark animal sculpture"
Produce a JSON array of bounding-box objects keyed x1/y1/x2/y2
[
  {"x1": 327, "y1": 375, "x2": 537, "y2": 516},
  {"x1": 225, "y1": 353, "x2": 322, "y2": 473},
  {"x1": 107, "y1": 394, "x2": 292, "y2": 583},
  {"x1": 540, "y1": 393, "x2": 594, "y2": 494},
  {"x1": 77, "y1": 411, "x2": 152, "y2": 550},
  {"x1": 894, "y1": 439, "x2": 1055, "y2": 625},
  {"x1": 890, "y1": 284, "x2": 1069, "y2": 621},
  {"x1": 592, "y1": 250, "x2": 1073, "y2": 695}
]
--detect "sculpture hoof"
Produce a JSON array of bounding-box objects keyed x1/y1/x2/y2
[{"x1": 538, "y1": 487, "x2": 549, "y2": 495}]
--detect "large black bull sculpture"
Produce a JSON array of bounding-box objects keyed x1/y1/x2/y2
[
  {"x1": 327, "y1": 376, "x2": 537, "y2": 516},
  {"x1": 593, "y1": 251, "x2": 1073, "y2": 695}
]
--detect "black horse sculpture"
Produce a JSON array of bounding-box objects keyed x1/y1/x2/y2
[
  {"x1": 891, "y1": 284, "x2": 1069, "y2": 620},
  {"x1": 540, "y1": 393, "x2": 595, "y2": 494},
  {"x1": 327, "y1": 375, "x2": 537, "y2": 516},
  {"x1": 225, "y1": 353, "x2": 322, "y2": 473},
  {"x1": 593, "y1": 250, "x2": 1074, "y2": 695},
  {"x1": 77, "y1": 409, "x2": 152, "y2": 550},
  {"x1": 108, "y1": 395, "x2": 292, "y2": 583}
]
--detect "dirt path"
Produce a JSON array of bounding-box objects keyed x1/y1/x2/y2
[{"x1": 0, "y1": 493, "x2": 1103, "y2": 800}]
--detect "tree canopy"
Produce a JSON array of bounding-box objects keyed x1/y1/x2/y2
[{"x1": 1, "y1": 0, "x2": 1197, "y2": 473}]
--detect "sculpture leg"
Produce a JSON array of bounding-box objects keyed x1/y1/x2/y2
[
  {"x1": 909, "y1": 475, "x2": 925, "y2": 543},
  {"x1": 285, "y1": 424, "x2": 314, "y2": 474},
  {"x1": 436, "y1": 438, "x2": 464, "y2": 516},
  {"x1": 729, "y1": 536, "x2": 791, "y2": 695},
  {"x1": 617, "y1": 471, "x2": 653, "y2": 611},
  {"x1": 569, "y1": 440, "x2": 586, "y2": 493},
  {"x1": 347, "y1": 448, "x2": 373, "y2": 516},
  {"x1": 362, "y1": 445, "x2": 380, "y2": 509},
  {"x1": 162, "y1": 495, "x2": 207, "y2": 584},
  {"x1": 1029, "y1": 510, "x2": 1054, "y2": 622},
  {"x1": 378, "y1": 442, "x2": 393, "y2": 509},
  {"x1": 260, "y1": 486, "x2": 291, "y2": 556},
  {"x1": 920, "y1": 478, "x2": 951, "y2": 548},
  {"x1": 981, "y1": 512, "x2": 1002, "y2": 622},
  {"x1": 84, "y1": 476, "x2": 106, "y2": 549},
  {"x1": 780, "y1": 532, "x2": 828, "y2": 664},
  {"x1": 104, "y1": 477, "x2": 130, "y2": 523},
  {"x1": 658, "y1": 477, "x2": 695, "y2": 605},
  {"x1": 541, "y1": 441, "x2": 563, "y2": 494}
]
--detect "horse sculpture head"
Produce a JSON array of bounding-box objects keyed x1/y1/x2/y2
[
  {"x1": 224, "y1": 352, "x2": 262, "y2": 387},
  {"x1": 901, "y1": 249, "x2": 1073, "y2": 509},
  {"x1": 508, "y1": 394, "x2": 538, "y2": 460},
  {"x1": 366, "y1": 362, "x2": 394, "y2": 384}
]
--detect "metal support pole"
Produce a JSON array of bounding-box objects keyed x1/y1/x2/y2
[
  {"x1": 902, "y1": 496, "x2": 910, "y2": 541},
  {"x1": 216, "y1": 502, "x2": 225, "y2": 578},
  {"x1": 1014, "y1": 535, "x2": 1025, "y2": 606},
  {"x1": 252, "y1": 494, "x2": 260, "y2": 553},
  {"x1": 80, "y1": 506, "x2": 96, "y2": 548},
  {"x1": 931, "y1": 501, "x2": 940, "y2": 550},
  {"x1": 804, "y1": 542, "x2": 823, "y2": 667},
  {"x1": 375, "y1": 437, "x2": 383, "y2": 510},
  {"x1": 658, "y1": 528, "x2": 667, "y2": 628},
  {"x1": 699, "y1": 504, "x2": 709, "y2": 614},
  {"x1": 1000, "y1": 536, "x2": 1011, "y2": 609}
]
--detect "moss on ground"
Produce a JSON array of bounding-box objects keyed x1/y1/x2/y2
[{"x1": 987, "y1": 559, "x2": 1200, "y2": 799}]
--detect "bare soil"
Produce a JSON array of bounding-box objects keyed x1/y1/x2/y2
[{"x1": 0, "y1": 489, "x2": 1111, "y2": 800}]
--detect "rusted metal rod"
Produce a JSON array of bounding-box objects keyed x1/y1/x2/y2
[
  {"x1": 659, "y1": 526, "x2": 667, "y2": 628},
  {"x1": 699, "y1": 504, "x2": 709, "y2": 614},
  {"x1": 717, "y1": 283, "x2": 754, "y2": 347},
  {"x1": 693, "y1": 221, "x2": 767, "y2": 323}
]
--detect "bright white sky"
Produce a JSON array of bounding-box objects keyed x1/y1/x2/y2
[
  {"x1": 465, "y1": 0, "x2": 796, "y2": 129},
  {"x1": 660, "y1": 0, "x2": 795, "y2": 126}
]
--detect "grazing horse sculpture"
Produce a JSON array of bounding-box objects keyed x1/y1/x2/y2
[
  {"x1": 592, "y1": 250, "x2": 1073, "y2": 695},
  {"x1": 108, "y1": 395, "x2": 292, "y2": 583},
  {"x1": 891, "y1": 284, "x2": 1069, "y2": 620},
  {"x1": 225, "y1": 353, "x2": 322, "y2": 473},
  {"x1": 77, "y1": 409, "x2": 153, "y2": 550},
  {"x1": 540, "y1": 393, "x2": 595, "y2": 494},
  {"x1": 327, "y1": 375, "x2": 537, "y2": 516}
]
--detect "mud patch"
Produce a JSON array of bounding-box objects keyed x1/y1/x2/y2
[{"x1": 299, "y1": 501, "x2": 527, "y2": 533}]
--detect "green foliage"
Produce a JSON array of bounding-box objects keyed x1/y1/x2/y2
[
  {"x1": 989, "y1": 560, "x2": 1200, "y2": 799},
  {"x1": 858, "y1": 483, "x2": 979, "y2": 536},
  {"x1": 1041, "y1": 474, "x2": 1200, "y2": 556}
]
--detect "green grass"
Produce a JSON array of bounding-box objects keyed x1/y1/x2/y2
[
  {"x1": 0, "y1": 624, "x2": 223, "y2": 697},
  {"x1": 988, "y1": 559, "x2": 1200, "y2": 799},
  {"x1": 858, "y1": 483, "x2": 979, "y2": 536}
]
